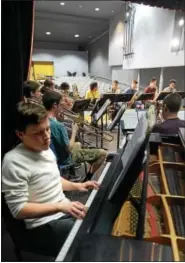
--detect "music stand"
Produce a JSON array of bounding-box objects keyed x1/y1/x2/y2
[
  {"x1": 156, "y1": 91, "x2": 185, "y2": 101},
  {"x1": 72, "y1": 99, "x2": 91, "y2": 113},
  {"x1": 136, "y1": 93, "x2": 154, "y2": 101},
  {"x1": 107, "y1": 104, "x2": 127, "y2": 150},
  {"x1": 94, "y1": 94, "x2": 133, "y2": 148}
]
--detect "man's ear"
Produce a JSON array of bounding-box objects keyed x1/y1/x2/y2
[
  {"x1": 163, "y1": 104, "x2": 168, "y2": 111},
  {"x1": 15, "y1": 130, "x2": 24, "y2": 141}
]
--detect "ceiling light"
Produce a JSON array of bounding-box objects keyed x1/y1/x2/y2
[
  {"x1": 60, "y1": 2, "x2": 65, "y2": 6},
  {"x1": 46, "y1": 32, "x2": 51, "y2": 35},
  {"x1": 171, "y1": 38, "x2": 180, "y2": 47},
  {"x1": 79, "y1": 5, "x2": 83, "y2": 8},
  {"x1": 178, "y1": 19, "x2": 184, "y2": 26},
  {"x1": 126, "y1": 12, "x2": 129, "y2": 17},
  {"x1": 74, "y1": 34, "x2": 80, "y2": 38},
  {"x1": 95, "y1": 8, "x2": 100, "y2": 11},
  {"x1": 112, "y1": 10, "x2": 114, "y2": 13},
  {"x1": 89, "y1": 36, "x2": 92, "y2": 38}
]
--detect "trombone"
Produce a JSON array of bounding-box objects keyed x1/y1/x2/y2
[
  {"x1": 61, "y1": 107, "x2": 114, "y2": 142},
  {"x1": 24, "y1": 98, "x2": 114, "y2": 142}
]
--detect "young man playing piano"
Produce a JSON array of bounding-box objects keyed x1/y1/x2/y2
[
  {"x1": 42, "y1": 91, "x2": 107, "y2": 181},
  {"x1": 2, "y1": 101, "x2": 99, "y2": 257},
  {"x1": 152, "y1": 93, "x2": 185, "y2": 134}
]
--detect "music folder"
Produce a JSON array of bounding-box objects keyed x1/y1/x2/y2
[
  {"x1": 156, "y1": 91, "x2": 185, "y2": 101},
  {"x1": 107, "y1": 104, "x2": 126, "y2": 131},
  {"x1": 136, "y1": 93, "x2": 154, "y2": 101},
  {"x1": 94, "y1": 94, "x2": 133, "y2": 122},
  {"x1": 71, "y1": 99, "x2": 91, "y2": 113}
]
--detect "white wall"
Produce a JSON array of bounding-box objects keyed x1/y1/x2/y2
[
  {"x1": 109, "y1": 7, "x2": 125, "y2": 66},
  {"x1": 123, "y1": 4, "x2": 184, "y2": 69},
  {"x1": 88, "y1": 32, "x2": 111, "y2": 79},
  {"x1": 32, "y1": 49, "x2": 88, "y2": 77}
]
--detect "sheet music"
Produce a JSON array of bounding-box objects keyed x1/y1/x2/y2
[{"x1": 121, "y1": 109, "x2": 146, "y2": 130}]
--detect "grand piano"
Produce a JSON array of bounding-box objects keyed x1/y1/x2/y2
[{"x1": 56, "y1": 111, "x2": 185, "y2": 262}]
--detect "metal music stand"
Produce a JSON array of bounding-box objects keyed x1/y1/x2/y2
[
  {"x1": 156, "y1": 92, "x2": 185, "y2": 101},
  {"x1": 136, "y1": 93, "x2": 154, "y2": 101},
  {"x1": 71, "y1": 99, "x2": 91, "y2": 114},
  {"x1": 94, "y1": 94, "x2": 134, "y2": 148},
  {"x1": 107, "y1": 104, "x2": 127, "y2": 150}
]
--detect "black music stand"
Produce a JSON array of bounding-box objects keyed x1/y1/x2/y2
[
  {"x1": 94, "y1": 94, "x2": 133, "y2": 148},
  {"x1": 107, "y1": 105, "x2": 127, "y2": 150},
  {"x1": 71, "y1": 99, "x2": 91, "y2": 114},
  {"x1": 156, "y1": 91, "x2": 185, "y2": 101},
  {"x1": 136, "y1": 93, "x2": 154, "y2": 101}
]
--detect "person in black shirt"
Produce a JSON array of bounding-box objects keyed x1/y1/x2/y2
[{"x1": 152, "y1": 93, "x2": 185, "y2": 134}]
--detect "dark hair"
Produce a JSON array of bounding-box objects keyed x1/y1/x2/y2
[
  {"x1": 60, "y1": 82, "x2": 70, "y2": 91},
  {"x1": 113, "y1": 80, "x2": 118, "y2": 84},
  {"x1": 42, "y1": 91, "x2": 62, "y2": 110},
  {"x1": 163, "y1": 93, "x2": 182, "y2": 113},
  {"x1": 16, "y1": 101, "x2": 47, "y2": 132},
  {"x1": 169, "y1": 79, "x2": 176, "y2": 84},
  {"x1": 44, "y1": 79, "x2": 54, "y2": 88},
  {"x1": 23, "y1": 81, "x2": 40, "y2": 98},
  {"x1": 151, "y1": 77, "x2": 157, "y2": 83},
  {"x1": 90, "y1": 82, "x2": 98, "y2": 91},
  {"x1": 133, "y1": 80, "x2": 138, "y2": 84}
]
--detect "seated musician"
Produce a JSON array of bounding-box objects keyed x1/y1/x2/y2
[
  {"x1": 85, "y1": 82, "x2": 100, "y2": 101},
  {"x1": 23, "y1": 80, "x2": 42, "y2": 102},
  {"x1": 42, "y1": 91, "x2": 107, "y2": 181},
  {"x1": 124, "y1": 80, "x2": 140, "y2": 109},
  {"x1": 163, "y1": 79, "x2": 177, "y2": 93},
  {"x1": 40, "y1": 79, "x2": 55, "y2": 94},
  {"x1": 60, "y1": 82, "x2": 73, "y2": 110},
  {"x1": 108, "y1": 80, "x2": 122, "y2": 121},
  {"x1": 2, "y1": 101, "x2": 99, "y2": 257},
  {"x1": 152, "y1": 93, "x2": 185, "y2": 134},
  {"x1": 112, "y1": 80, "x2": 120, "y2": 94},
  {"x1": 72, "y1": 84, "x2": 80, "y2": 99},
  {"x1": 144, "y1": 77, "x2": 158, "y2": 107}
]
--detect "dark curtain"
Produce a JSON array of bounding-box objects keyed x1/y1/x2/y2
[{"x1": 2, "y1": 0, "x2": 34, "y2": 158}]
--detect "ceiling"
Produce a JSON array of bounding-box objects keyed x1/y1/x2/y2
[{"x1": 34, "y1": 1, "x2": 125, "y2": 46}]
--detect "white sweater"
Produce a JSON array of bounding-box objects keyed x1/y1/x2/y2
[{"x1": 2, "y1": 143, "x2": 69, "y2": 229}]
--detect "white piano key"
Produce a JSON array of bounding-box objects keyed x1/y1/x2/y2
[{"x1": 55, "y1": 162, "x2": 112, "y2": 262}]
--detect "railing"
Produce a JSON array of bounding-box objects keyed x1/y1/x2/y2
[{"x1": 90, "y1": 75, "x2": 130, "y2": 92}]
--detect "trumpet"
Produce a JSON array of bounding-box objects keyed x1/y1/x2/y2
[{"x1": 61, "y1": 107, "x2": 114, "y2": 142}]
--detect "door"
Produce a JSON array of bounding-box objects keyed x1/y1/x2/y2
[{"x1": 32, "y1": 61, "x2": 54, "y2": 80}]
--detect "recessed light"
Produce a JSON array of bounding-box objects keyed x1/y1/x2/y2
[
  {"x1": 60, "y1": 2, "x2": 65, "y2": 6},
  {"x1": 126, "y1": 12, "x2": 129, "y2": 17},
  {"x1": 171, "y1": 38, "x2": 179, "y2": 47},
  {"x1": 74, "y1": 34, "x2": 80, "y2": 38},
  {"x1": 112, "y1": 10, "x2": 114, "y2": 13},
  {"x1": 79, "y1": 5, "x2": 83, "y2": 8},
  {"x1": 46, "y1": 32, "x2": 51, "y2": 35},
  {"x1": 95, "y1": 8, "x2": 100, "y2": 11},
  {"x1": 178, "y1": 19, "x2": 184, "y2": 26}
]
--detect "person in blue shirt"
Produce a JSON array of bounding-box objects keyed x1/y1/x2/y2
[{"x1": 42, "y1": 91, "x2": 107, "y2": 181}]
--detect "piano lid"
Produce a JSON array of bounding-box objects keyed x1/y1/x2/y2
[{"x1": 179, "y1": 128, "x2": 185, "y2": 151}]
